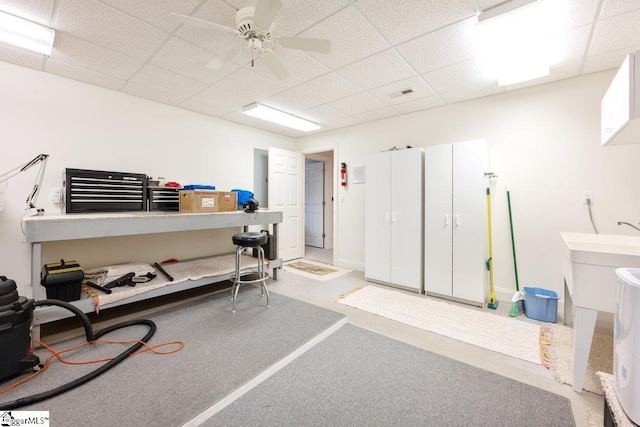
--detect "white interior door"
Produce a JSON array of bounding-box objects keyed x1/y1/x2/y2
[
  {"x1": 390, "y1": 148, "x2": 423, "y2": 291},
  {"x1": 305, "y1": 161, "x2": 324, "y2": 248},
  {"x1": 425, "y1": 144, "x2": 453, "y2": 296},
  {"x1": 269, "y1": 147, "x2": 304, "y2": 261},
  {"x1": 365, "y1": 151, "x2": 391, "y2": 283},
  {"x1": 452, "y1": 140, "x2": 487, "y2": 303}
]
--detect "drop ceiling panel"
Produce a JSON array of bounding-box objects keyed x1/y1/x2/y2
[
  {"x1": 439, "y1": 82, "x2": 503, "y2": 104},
  {"x1": 337, "y1": 49, "x2": 417, "y2": 90},
  {"x1": 122, "y1": 83, "x2": 190, "y2": 106},
  {"x1": 329, "y1": 92, "x2": 386, "y2": 115},
  {"x1": 323, "y1": 116, "x2": 361, "y2": 130},
  {"x1": 49, "y1": 33, "x2": 144, "y2": 80},
  {"x1": 391, "y1": 95, "x2": 445, "y2": 114},
  {"x1": 262, "y1": 89, "x2": 321, "y2": 113},
  {"x1": 294, "y1": 72, "x2": 361, "y2": 103},
  {"x1": 422, "y1": 57, "x2": 492, "y2": 93},
  {"x1": 354, "y1": 106, "x2": 400, "y2": 122},
  {"x1": 600, "y1": 0, "x2": 640, "y2": 19},
  {"x1": 269, "y1": 0, "x2": 351, "y2": 37},
  {"x1": 213, "y1": 67, "x2": 286, "y2": 100},
  {"x1": 505, "y1": 59, "x2": 583, "y2": 91},
  {"x1": 97, "y1": 0, "x2": 202, "y2": 32},
  {"x1": 548, "y1": 0, "x2": 600, "y2": 33},
  {"x1": 369, "y1": 76, "x2": 436, "y2": 105},
  {"x1": 589, "y1": 9, "x2": 640, "y2": 56},
  {"x1": 396, "y1": 17, "x2": 479, "y2": 74},
  {"x1": 56, "y1": 0, "x2": 170, "y2": 61},
  {"x1": 356, "y1": 0, "x2": 477, "y2": 45},
  {"x1": 298, "y1": 104, "x2": 347, "y2": 123},
  {"x1": 47, "y1": 59, "x2": 126, "y2": 90},
  {"x1": 583, "y1": 45, "x2": 640, "y2": 74},
  {"x1": 550, "y1": 25, "x2": 591, "y2": 62},
  {"x1": 173, "y1": 1, "x2": 239, "y2": 55},
  {"x1": 248, "y1": 48, "x2": 331, "y2": 88},
  {"x1": 151, "y1": 37, "x2": 241, "y2": 85},
  {"x1": 0, "y1": 44, "x2": 44, "y2": 70},
  {"x1": 300, "y1": 6, "x2": 390, "y2": 69},
  {"x1": 188, "y1": 85, "x2": 252, "y2": 112},
  {"x1": 125, "y1": 64, "x2": 208, "y2": 99},
  {"x1": 180, "y1": 99, "x2": 238, "y2": 118},
  {"x1": 0, "y1": 0, "x2": 54, "y2": 26}
]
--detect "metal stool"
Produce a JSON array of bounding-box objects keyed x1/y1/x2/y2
[{"x1": 230, "y1": 231, "x2": 270, "y2": 313}]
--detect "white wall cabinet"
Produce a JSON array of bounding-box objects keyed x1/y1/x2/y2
[
  {"x1": 424, "y1": 139, "x2": 488, "y2": 305},
  {"x1": 365, "y1": 148, "x2": 424, "y2": 292},
  {"x1": 601, "y1": 50, "x2": 640, "y2": 146}
]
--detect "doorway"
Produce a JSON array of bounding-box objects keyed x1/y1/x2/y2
[{"x1": 303, "y1": 150, "x2": 334, "y2": 265}]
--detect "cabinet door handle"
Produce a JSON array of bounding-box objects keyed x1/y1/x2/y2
[
  {"x1": 384, "y1": 212, "x2": 390, "y2": 222},
  {"x1": 391, "y1": 212, "x2": 397, "y2": 223},
  {"x1": 455, "y1": 214, "x2": 459, "y2": 227},
  {"x1": 445, "y1": 214, "x2": 449, "y2": 226}
]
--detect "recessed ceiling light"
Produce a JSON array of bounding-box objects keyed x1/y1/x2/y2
[{"x1": 0, "y1": 11, "x2": 55, "y2": 55}]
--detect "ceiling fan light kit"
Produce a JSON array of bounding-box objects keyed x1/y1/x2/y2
[{"x1": 242, "y1": 103, "x2": 320, "y2": 132}]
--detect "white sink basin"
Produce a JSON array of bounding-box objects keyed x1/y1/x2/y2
[{"x1": 561, "y1": 232, "x2": 640, "y2": 267}]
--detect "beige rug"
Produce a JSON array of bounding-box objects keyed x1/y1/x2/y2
[
  {"x1": 543, "y1": 323, "x2": 613, "y2": 395},
  {"x1": 337, "y1": 285, "x2": 545, "y2": 364},
  {"x1": 284, "y1": 259, "x2": 351, "y2": 282},
  {"x1": 595, "y1": 372, "x2": 637, "y2": 427}
]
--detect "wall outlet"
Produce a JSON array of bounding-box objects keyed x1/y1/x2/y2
[
  {"x1": 51, "y1": 188, "x2": 62, "y2": 203},
  {"x1": 582, "y1": 191, "x2": 594, "y2": 204}
]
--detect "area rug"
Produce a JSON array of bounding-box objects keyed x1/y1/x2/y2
[
  {"x1": 596, "y1": 371, "x2": 637, "y2": 427},
  {"x1": 337, "y1": 285, "x2": 544, "y2": 365},
  {"x1": 205, "y1": 324, "x2": 575, "y2": 427},
  {"x1": 543, "y1": 324, "x2": 613, "y2": 395},
  {"x1": 283, "y1": 259, "x2": 351, "y2": 282}
]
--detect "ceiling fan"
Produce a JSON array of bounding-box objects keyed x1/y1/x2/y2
[{"x1": 168, "y1": 0, "x2": 331, "y2": 80}]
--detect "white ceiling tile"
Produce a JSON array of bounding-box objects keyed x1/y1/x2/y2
[
  {"x1": 300, "y1": 6, "x2": 390, "y2": 69},
  {"x1": 0, "y1": 43, "x2": 44, "y2": 70},
  {"x1": 262, "y1": 89, "x2": 321, "y2": 113},
  {"x1": 127, "y1": 64, "x2": 208, "y2": 98},
  {"x1": 175, "y1": 1, "x2": 240, "y2": 56},
  {"x1": 505, "y1": 59, "x2": 583, "y2": 91},
  {"x1": 213, "y1": 67, "x2": 286, "y2": 100},
  {"x1": 422, "y1": 57, "x2": 493, "y2": 93},
  {"x1": 549, "y1": 24, "x2": 591, "y2": 63},
  {"x1": 269, "y1": 0, "x2": 352, "y2": 36},
  {"x1": 98, "y1": 0, "x2": 202, "y2": 32},
  {"x1": 179, "y1": 99, "x2": 228, "y2": 117},
  {"x1": 583, "y1": 44, "x2": 640, "y2": 74},
  {"x1": 356, "y1": 0, "x2": 477, "y2": 44},
  {"x1": 298, "y1": 104, "x2": 347, "y2": 123},
  {"x1": 46, "y1": 59, "x2": 126, "y2": 90},
  {"x1": 392, "y1": 95, "x2": 445, "y2": 114},
  {"x1": 49, "y1": 32, "x2": 144, "y2": 80},
  {"x1": 354, "y1": 106, "x2": 399, "y2": 123},
  {"x1": 329, "y1": 92, "x2": 386, "y2": 115},
  {"x1": 248, "y1": 48, "x2": 331, "y2": 87},
  {"x1": 56, "y1": 0, "x2": 170, "y2": 60},
  {"x1": 0, "y1": 0, "x2": 54, "y2": 26},
  {"x1": 477, "y1": 0, "x2": 506, "y2": 10},
  {"x1": 294, "y1": 72, "x2": 361, "y2": 103},
  {"x1": 547, "y1": 0, "x2": 600, "y2": 33},
  {"x1": 396, "y1": 17, "x2": 479, "y2": 74},
  {"x1": 121, "y1": 83, "x2": 190, "y2": 105},
  {"x1": 187, "y1": 84, "x2": 252, "y2": 113},
  {"x1": 323, "y1": 116, "x2": 361, "y2": 130},
  {"x1": 440, "y1": 82, "x2": 503, "y2": 104},
  {"x1": 370, "y1": 76, "x2": 436, "y2": 105},
  {"x1": 151, "y1": 37, "x2": 241, "y2": 85},
  {"x1": 600, "y1": 0, "x2": 640, "y2": 19},
  {"x1": 589, "y1": 9, "x2": 640, "y2": 56},
  {"x1": 337, "y1": 49, "x2": 417, "y2": 90}
]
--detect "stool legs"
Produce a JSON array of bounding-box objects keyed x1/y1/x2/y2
[{"x1": 231, "y1": 245, "x2": 269, "y2": 313}]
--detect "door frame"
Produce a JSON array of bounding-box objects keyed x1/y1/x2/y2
[{"x1": 300, "y1": 144, "x2": 337, "y2": 266}]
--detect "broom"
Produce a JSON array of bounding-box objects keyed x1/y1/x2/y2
[
  {"x1": 486, "y1": 187, "x2": 498, "y2": 309},
  {"x1": 507, "y1": 188, "x2": 524, "y2": 316}
]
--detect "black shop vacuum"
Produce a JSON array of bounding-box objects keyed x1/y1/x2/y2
[{"x1": 0, "y1": 275, "x2": 40, "y2": 382}]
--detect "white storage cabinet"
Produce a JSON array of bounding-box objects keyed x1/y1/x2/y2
[
  {"x1": 365, "y1": 147, "x2": 424, "y2": 292},
  {"x1": 424, "y1": 139, "x2": 488, "y2": 305}
]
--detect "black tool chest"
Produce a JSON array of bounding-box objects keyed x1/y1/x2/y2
[
  {"x1": 147, "y1": 187, "x2": 180, "y2": 211},
  {"x1": 64, "y1": 168, "x2": 147, "y2": 213}
]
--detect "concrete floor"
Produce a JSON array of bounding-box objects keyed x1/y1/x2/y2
[{"x1": 41, "y1": 259, "x2": 604, "y2": 427}]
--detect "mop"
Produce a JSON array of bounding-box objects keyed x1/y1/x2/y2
[
  {"x1": 507, "y1": 188, "x2": 525, "y2": 316},
  {"x1": 486, "y1": 187, "x2": 499, "y2": 309}
]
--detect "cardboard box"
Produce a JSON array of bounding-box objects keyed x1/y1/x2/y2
[{"x1": 179, "y1": 190, "x2": 238, "y2": 213}]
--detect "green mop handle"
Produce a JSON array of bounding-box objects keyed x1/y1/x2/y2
[{"x1": 507, "y1": 190, "x2": 520, "y2": 292}]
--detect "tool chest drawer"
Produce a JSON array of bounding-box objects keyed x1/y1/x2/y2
[
  {"x1": 64, "y1": 168, "x2": 147, "y2": 213},
  {"x1": 147, "y1": 187, "x2": 180, "y2": 211}
]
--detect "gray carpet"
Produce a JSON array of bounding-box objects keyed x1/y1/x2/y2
[
  {"x1": 208, "y1": 324, "x2": 575, "y2": 427},
  {"x1": 0, "y1": 289, "x2": 344, "y2": 426}
]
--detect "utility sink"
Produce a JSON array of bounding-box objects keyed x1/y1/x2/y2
[{"x1": 561, "y1": 232, "x2": 640, "y2": 267}]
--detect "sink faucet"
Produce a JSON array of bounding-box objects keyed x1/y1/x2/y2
[{"x1": 617, "y1": 221, "x2": 640, "y2": 232}]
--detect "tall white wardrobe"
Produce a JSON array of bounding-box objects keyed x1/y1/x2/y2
[
  {"x1": 365, "y1": 147, "x2": 424, "y2": 292},
  {"x1": 424, "y1": 139, "x2": 489, "y2": 305}
]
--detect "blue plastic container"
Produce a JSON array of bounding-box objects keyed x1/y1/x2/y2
[{"x1": 523, "y1": 287, "x2": 559, "y2": 322}]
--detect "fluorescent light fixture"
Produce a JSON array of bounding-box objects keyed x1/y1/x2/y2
[
  {"x1": 242, "y1": 103, "x2": 320, "y2": 132},
  {"x1": 476, "y1": 0, "x2": 550, "y2": 86},
  {"x1": 0, "y1": 11, "x2": 55, "y2": 55}
]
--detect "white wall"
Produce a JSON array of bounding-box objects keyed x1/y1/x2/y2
[
  {"x1": 0, "y1": 61, "x2": 294, "y2": 297},
  {"x1": 296, "y1": 70, "x2": 640, "y2": 302}
]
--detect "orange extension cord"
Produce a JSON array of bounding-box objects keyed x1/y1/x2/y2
[{"x1": 0, "y1": 338, "x2": 184, "y2": 395}]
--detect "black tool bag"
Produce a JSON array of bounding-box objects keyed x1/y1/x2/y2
[
  {"x1": 41, "y1": 259, "x2": 84, "y2": 302},
  {"x1": 253, "y1": 230, "x2": 278, "y2": 260},
  {"x1": 0, "y1": 276, "x2": 40, "y2": 381}
]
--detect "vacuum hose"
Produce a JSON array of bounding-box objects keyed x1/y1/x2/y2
[{"x1": 0, "y1": 299, "x2": 156, "y2": 410}]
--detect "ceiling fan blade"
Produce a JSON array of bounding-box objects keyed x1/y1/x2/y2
[
  {"x1": 262, "y1": 50, "x2": 290, "y2": 80},
  {"x1": 277, "y1": 36, "x2": 331, "y2": 54},
  {"x1": 253, "y1": 0, "x2": 283, "y2": 31},
  {"x1": 167, "y1": 13, "x2": 236, "y2": 35},
  {"x1": 205, "y1": 45, "x2": 241, "y2": 69}
]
